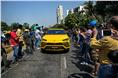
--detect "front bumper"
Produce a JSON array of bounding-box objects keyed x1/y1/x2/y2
[{"x1": 41, "y1": 42, "x2": 70, "y2": 51}]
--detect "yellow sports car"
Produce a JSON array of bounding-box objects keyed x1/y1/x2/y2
[{"x1": 41, "y1": 28, "x2": 70, "y2": 52}]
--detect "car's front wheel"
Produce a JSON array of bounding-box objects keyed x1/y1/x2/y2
[
  {"x1": 64, "y1": 48, "x2": 70, "y2": 53},
  {"x1": 41, "y1": 49, "x2": 45, "y2": 53}
]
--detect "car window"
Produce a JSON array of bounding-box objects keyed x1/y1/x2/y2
[{"x1": 47, "y1": 30, "x2": 66, "y2": 34}]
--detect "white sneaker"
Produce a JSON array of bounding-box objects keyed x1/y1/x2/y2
[
  {"x1": 85, "y1": 62, "x2": 89, "y2": 65},
  {"x1": 37, "y1": 48, "x2": 40, "y2": 49},
  {"x1": 80, "y1": 62, "x2": 86, "y2": 65},
  {"x1": 80, "y1": 62, "x2": 88, "y2": 65}
]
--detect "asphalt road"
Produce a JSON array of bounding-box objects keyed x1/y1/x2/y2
[{"x1": 2, "y1": 43, "x2": 95, "y2": 78}]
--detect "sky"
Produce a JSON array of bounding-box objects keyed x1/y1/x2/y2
[{"x1": 1, "y1": 1, "x2": 85, "y2": 27}]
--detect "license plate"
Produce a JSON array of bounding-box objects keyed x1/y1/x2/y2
[{"x1": 52, "y1": 46, "x2": 58, "y2": 48}]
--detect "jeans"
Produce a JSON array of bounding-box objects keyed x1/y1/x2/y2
[
  {"x1": 31, "y1": 40, "x2": 35, "y2": 50},
  {"x1": 12, "y1": 45, "x2": 18, "y2": 61},
  {"x1": 82, "y1": 43, "x2": 92, "y2": 63},
  {"x1": 98, "y1": 64, "x2": 113, "y2": 78},
  {"x1": 79, "y1": 42, "x2": 83, "y2": 53},
  {"x1": 35, "y1": 38, "x2": 40, "y2": 48},
  {"x1": 26, "y1": 45, "x2": 33, "y2": 54},
  {"x1": 1, "y1": 47, "x2": 7, "y2": 67},
  {"x1": 18, "y1": 41, "x2": 24, "y2": 57},
  {"x1": 18, "y1": 46, "x2": 23, "y2": 56},
  {"x1": 112, "y1": 65, "x2": 118, "y2": 78}
]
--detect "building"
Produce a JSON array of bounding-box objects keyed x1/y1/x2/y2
[
  {"x1": 79, "y1": 5, "x2": 86, "y2": 12},
  {"x1": 66, "y1": 9, "x2": 74, "y2": 16},
  {"x1": 66, "y1": 9, "x2": 69, "y2": 16},
  {"x1": 74, "y1": 5, "x2": 86, "y2": 12},
  {"x1": 70, "y1": 9, "x2": 74, "y2": 14},
  {"x1": 74, "y1": 5, "x2": 86, "y2": 15},
  {"x1": 56, "y1": 5, "x2": 64, "y2": 24}
]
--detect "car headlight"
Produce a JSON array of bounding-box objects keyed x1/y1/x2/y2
[
  {"x1": 41, "y1": 42, "x2": 46, "y2": 47},
  {"x1": 63, "y1": 38, "x2": 69, "y2": 41},
  {"x1": 63, "y1": 42, "x2": 69, "y2": 47},
  {"x1": 42, "y1": 39, "x2": 47, "y2": 41}
]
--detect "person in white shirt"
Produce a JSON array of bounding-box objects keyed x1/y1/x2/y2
[{"x1": 35, "y1": 29, "x2": 41, "y2": 49}]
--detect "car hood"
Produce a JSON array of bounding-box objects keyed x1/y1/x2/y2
[{"x1": 43, "y1": 34, "x2": 69, "y2": 42}]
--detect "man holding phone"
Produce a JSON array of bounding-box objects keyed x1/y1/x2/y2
[
  {"x1": 101, "y1": 29, "x2": 111, "y2": 36},
  {"x1": 90, "y1": 16, "x2": 118, "y2": 78}
]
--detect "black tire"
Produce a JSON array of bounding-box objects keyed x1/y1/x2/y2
[
  {"x1": 64, "y1": 48, "x2": 70, "y2": 53},
  {"x1": 41, "y1": 49, "x2": 45, "y2": 53}
]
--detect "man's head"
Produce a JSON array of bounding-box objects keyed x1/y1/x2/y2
[
  {"x1": 80, "y1": 27, "x2": 86, "y2": 33},
  {"x1": 110, "y1": 16, "x2": 118, "y2": 36},
  {"x1": 12, "y1": 26, "x2": 17, "y2": 32},
  {"x1": 110, "y1": 16, "x2": 118, "y2": 30},
  {"x1": 24, "y1": 29, "x2": 29, "y2": 32}
]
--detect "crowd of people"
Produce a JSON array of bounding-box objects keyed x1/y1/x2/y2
[
  {"x1": 1, "y1": 16, "x2": 118, "y2": 78},
  {"x1": 1, "y1": 24, "x2": 44, "y2": 69},
  {"x1": 69, "y1": 16, "x2": 118, "y2": 78}
]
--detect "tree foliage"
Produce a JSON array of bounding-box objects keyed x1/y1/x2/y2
[
  {"x1": 64, "y1": 1, "x2": 118, "y2": 29},
  {"x1": 77, "y1": 13, "x2": 90, "y2": 27},
  {"x1": 94, "y1": 1, "x2": 118, "y2": 19},
  {"x1": 1, "y1": 21, "x2": 10, "y2": 31},
  {"x1": 23, "y1": 23, "x2": 29, "y2": 29},
  {"x1": 84, "y1": 1, "x2": 94, "y2": 16},
  {"x1": 11, "y1": 22, "x2": 19, "y2": 29},
  {"x1": 65, "y1": 14, "x2": 79, "y2": 29}
]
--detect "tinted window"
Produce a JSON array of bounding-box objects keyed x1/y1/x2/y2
[{"x1": 47, "y1": 30, "x2": 66, "y2": 34}]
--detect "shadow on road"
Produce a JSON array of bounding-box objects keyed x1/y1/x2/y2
[
  {"x1": 68, "y1": 73, "x2": 94, "y2": 78},
  {"x1": 41, "y1": 51, "x2": 68, "y2": 54},
  {"x1": 69, "y1": 49, "x2": 95, "y2": 78}
]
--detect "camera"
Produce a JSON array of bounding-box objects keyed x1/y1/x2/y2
[{"x1": 101, "y1": 29, "x2": 112, "y2": 36}]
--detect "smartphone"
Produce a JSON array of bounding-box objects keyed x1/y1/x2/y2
[{"x1": 101, "y1": 29, "x2": 112, "y2": 36}]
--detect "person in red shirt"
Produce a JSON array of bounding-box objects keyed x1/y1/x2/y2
[{"x1": 9, "y1": 27, "x2": 19, "y2": 63}]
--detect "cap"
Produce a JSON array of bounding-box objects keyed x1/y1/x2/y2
[
  {"x1": 88, "y1": 20, "x2": 97, "y2": 27},
  {"x1": 24, "y1": 29, "x2": 29, "y2": 31}
]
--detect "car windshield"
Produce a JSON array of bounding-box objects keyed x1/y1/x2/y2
[{"x1": 47, "y1": 30, "x2": 66, "y2": 34}]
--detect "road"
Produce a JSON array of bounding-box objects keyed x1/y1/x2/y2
[{"x1": 2, "y1": 43, "x2": 95, "y2": 78}]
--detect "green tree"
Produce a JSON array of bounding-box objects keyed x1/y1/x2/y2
[
  {"x1": 84, "y1": 1, "x2": 95, "y2": 16},
  {"x1": 84, "y1": 1, "x2": 102, "y2": 23},
  {"x1": 23, "y1": 23, "x2": 29, "y2": 29},
  {"x1": 1, "y1": 21, "x2": 10, "y2": 31},
  {"x1": 94, "y1": 1, "x2": 118, "y2": 20},
  {"x1": 65, "y1": 14, "x2": 79, "y2": 29},
  {"x1": 11, "y1": 22, "x2": 19, "y2": 29}
]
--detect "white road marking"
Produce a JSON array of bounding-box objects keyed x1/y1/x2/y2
[
  {"x1": 60, "y1": 55, "x2": 67, "y2": 78},
  {"x1": 64, "y1": 57, "x2": 67, "y2": 69}
]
